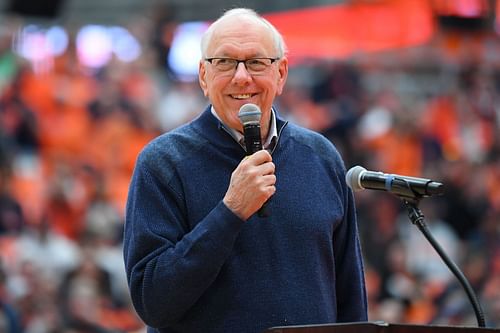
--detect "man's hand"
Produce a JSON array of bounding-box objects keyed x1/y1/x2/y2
[{"x1": 223, "y1": 150, "x2": 276, "y2": 220}]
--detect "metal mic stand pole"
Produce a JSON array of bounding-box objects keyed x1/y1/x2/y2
[{"x1": 400, "y1": 194, "x2": 486, "y2": 328}]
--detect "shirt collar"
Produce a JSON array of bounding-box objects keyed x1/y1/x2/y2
[{"x1": 211, "y1": 106, "x2": 278, "y2": 151}]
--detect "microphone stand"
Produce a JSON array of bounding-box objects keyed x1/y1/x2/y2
[{"x1": 399, "y1": 191, "x2": 486, "y2": 328}]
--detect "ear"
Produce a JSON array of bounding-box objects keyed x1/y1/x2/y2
[
  {"x1": 198, "y1": 60, "x2": 209, "y2": 97},
  {"x1": 276, "y1": 57, "x2": 288, "y2": 96}
]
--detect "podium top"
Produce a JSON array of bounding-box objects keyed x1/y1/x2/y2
[{"x1": 265, "y1": 321, "x2": 500, "y2": 333}]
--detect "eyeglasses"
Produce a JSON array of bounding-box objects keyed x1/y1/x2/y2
[{"x1": 204, "y1": 57, "x2": 279, "y2": 75}]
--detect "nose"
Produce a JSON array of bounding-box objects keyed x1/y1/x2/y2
[{"x1": 232, "y1": 62, "x2": 252, "y2": 84}]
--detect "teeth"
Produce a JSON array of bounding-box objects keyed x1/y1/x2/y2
[{"x1": 232, "y1": 94, "x2": 252, "y2": 99}]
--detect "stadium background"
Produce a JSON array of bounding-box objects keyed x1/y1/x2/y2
[{"x1": 0, "y1": 0, "x2": 499, "y2": 332}]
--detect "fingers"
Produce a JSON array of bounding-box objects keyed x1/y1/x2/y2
[
  {"x1": 243, "y1": 149, "x2": 275, "y2": 182},
  {"x1": 223, "y1": 150, "x2": 276, "y2": 220},
  {"x1": 241, "y1": 150, "x2": 274, "y2": 175},
  {"x1": 243, "y1": 149, "x2": 272, "y2": 164},
  {"x1": 261, "y1": 174, "x2": 277, "y2": 196}
]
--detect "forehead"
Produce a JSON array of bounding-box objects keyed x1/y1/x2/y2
[{"x1": 206, "y1": 16, "x2": 276, "y2": 57}]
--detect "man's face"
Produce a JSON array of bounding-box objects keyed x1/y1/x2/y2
[{"x1": 199, "y1": 16, "x2": 288, "y2": 133}]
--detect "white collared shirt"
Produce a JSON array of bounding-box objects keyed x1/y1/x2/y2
[{"x1": 211, "y1": 106, "x2": 278, "y2": 151}]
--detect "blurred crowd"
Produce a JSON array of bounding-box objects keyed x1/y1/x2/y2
[{"x1": 0, "y1": 6, "x2": 499, "y2": 333}]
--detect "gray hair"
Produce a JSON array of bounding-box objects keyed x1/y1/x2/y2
[{"x1": 200, "y1": 8, "x2": 287, "y2": 59}]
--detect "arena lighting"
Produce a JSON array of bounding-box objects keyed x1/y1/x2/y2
[
  {"x1": 168, "y1": 21, "x2": 209, "y2": 81},
  {"x1": 45, "y1": 26, "x2": 69, "y2": 56},
  {"x1": 12, "y1": 24, "x2": 141, "y2": 71},
  {"x1": 13, "y1": 24, "x2": 69, "y2": 61},
  {"x1": 109, "y1": 27, "x2": 142, "y2": 63},
  {"x1": 76, "y1": 25, "x2": 113, "y2": 68},
  {"x1": 75, "y1": 25, "x2": 142, "y2": 68}
]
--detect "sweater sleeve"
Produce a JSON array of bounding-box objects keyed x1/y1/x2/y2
[{"x1": 123, "y1": 152, "x2": 245, "y2": 329}]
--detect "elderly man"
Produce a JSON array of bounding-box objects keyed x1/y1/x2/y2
[{"x1": 124, "y1": 8, "x2": 367, "y2": 333}]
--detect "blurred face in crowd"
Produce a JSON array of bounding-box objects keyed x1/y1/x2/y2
[{"x1": 199, "y1": 14, "x2": 288, "y2": 135}]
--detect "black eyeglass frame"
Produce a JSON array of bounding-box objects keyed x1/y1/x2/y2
[{"x1": 204, "y1": 57, "x2": 280, "y2": 73}]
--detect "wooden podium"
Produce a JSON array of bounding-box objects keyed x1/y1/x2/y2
[{"x1": 266, "y1": 321, "x2": 500, "y2": 333}]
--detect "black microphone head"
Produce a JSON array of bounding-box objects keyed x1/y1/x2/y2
[
  {"x1": 238, "y1": 103, "x2": 261, "y2": 126},
  {"x1": 345, "y1": 166, "x2": 367, "y2": 192}
]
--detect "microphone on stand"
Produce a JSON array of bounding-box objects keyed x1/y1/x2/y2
[
  {"x1": 346, "y1": 165, "x2": 444, "y2": 199},
  {"x1": 346, "y1": 165, "x2": 486, "y2": 327}
]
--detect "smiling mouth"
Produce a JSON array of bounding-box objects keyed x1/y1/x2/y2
[{"x1": 231, "y1": 93, "x2": 255, "y2": 100}]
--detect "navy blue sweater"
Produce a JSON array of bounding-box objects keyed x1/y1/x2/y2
[{"x1": 124, "y1": 106, "x2": 367, "y2": 333}]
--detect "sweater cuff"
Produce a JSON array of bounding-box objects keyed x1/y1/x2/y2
[
  {"x1": 197, "y1": 200, "x2": 246, "y2": 246},
  {"x1": 217, "y1": 200, "x2": 246, "y2": 228}
]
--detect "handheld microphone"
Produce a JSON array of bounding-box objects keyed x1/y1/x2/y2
[
  {"x1": 345, "y1": 165, "x2": 444, "y2": 199},
  {"x1": 238, "y1": 103, "x2": 269, "y2": 217},
  {"x1": 238, "y1": 103, "x2": 263, "y2": 153}
]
